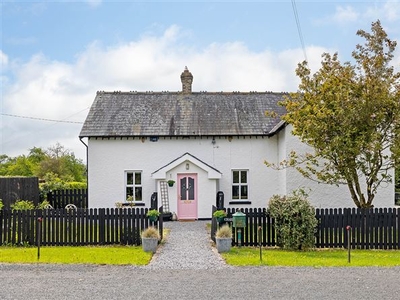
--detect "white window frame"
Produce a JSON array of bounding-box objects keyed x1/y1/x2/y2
[
  {"x1": 125, "y1": 170, "x2": 143, "y2": 202},
  {"x1": 231, "y1": 169, "x2": 249, "y2": 200}
]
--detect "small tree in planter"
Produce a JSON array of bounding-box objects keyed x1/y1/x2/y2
[
  {"x1": 215, "y1": 224, "x2": 232, "y2": 253},
  {"x1": 141, "y1": 226, "x2": 160, "y2": 253},
  {"x1": 146, "y1": 209, "x2": 160, "y2": 222}
]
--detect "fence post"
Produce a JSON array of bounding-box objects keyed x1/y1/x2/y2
[
  {"x1": 211, "y1": 206, "x2": 217, "y2": 243},
  {"x1": 346, "y1": 225, "x2": 351, "y2": 263},
  {"x1": 158, "y1": 206, "x2": 163, "y2": 241},
  {"x1": 37, "y1": 217, "x2": 42, "y2": 260}
]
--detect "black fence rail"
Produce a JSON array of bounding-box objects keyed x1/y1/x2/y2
[
  {"x1": 212, "y1": 206, "x2": 400, "y2": 249},
  {"x1": 211, "y1": 206, "x2": 276, "y2": 247},
  {"x1": 47, "y1": 189, "x2": 88, "y2": 209},
  {"x1": 315, "y1": 207, "x2": 400, "y2": 249},
  {"x1": 0, "y1": 207, "x2": 163, "y2": 246}
]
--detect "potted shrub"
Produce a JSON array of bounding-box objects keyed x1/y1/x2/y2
[
  {"x1": 141, "y1": 226, "x2": 160, "y2": 253},
  {"x1": 215, "y1": 224, "x2": 232, "y2": 253},
  {"x1": 126, "y1": 195, "x2": 135, "y2": 207},
  {"x1": 146, "y1": 209, "x2": 160, "y2": 222},
  {"x1": 167, "y1": 180, "x2": 175, "y2": 187},
  {"x1": 213, "y1": 209, "x2": 227, "y2": 223}
]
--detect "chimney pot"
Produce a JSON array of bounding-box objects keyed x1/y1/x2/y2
[{"x1": 181, "y1": 66, "x2": 193, "y2": 94}]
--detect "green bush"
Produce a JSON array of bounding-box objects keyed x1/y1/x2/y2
[
  {"x1": 11, "y1": 200, "x2": 35, "y2": 210},
  {"x1": 64, "y1": 181, "x2": 87, "y2": 190},
  {"x1": 39, "y1": 172, "x2": 87, "y2": 199},
  {"x1": 0, "y1": 199, "x2": 3, "y2": 210},
  {"x1": 268, "y1": 190, "x2": 317, "y2": 250}
]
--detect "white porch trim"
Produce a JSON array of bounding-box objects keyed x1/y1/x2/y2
[{"x1": 151, "y1": 152, "x2": 222, "y2": 180}]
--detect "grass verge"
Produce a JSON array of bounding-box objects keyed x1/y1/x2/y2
[
  {"x1": 0, "y1": 246, "x2": 152, "y2": 265},
  {"x1": 221, "y1": 247, "x2": 400, "y2": 267}
]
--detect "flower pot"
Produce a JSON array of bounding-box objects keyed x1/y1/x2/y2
[
  {"x1": 142, "y1": 237, "x2": 159, "y2": 253},
  {"x1": 216, "y1": 237, "x2": 232, "y2": 253},
  {"x1": 217, "y1": 217, "x2": 225, "y2": 223},
  {"x1": 148, "y1": 216, "x2": 158, "y2": 222},
  {"x1": 167, "y1": 182, "x2": 174, "y2": 187}
]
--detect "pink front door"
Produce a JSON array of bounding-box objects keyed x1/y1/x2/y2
[{"x1": 177, "y1": 174, "x2": 197, "y2": 219}]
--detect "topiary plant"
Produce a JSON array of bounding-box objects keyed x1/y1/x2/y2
[{"x1": 267, "y1": 189, "x2": 317, "y2": 250}]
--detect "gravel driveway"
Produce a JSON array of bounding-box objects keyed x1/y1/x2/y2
[{"x1": 1, "y1": 221, "x2": 400, "y2": 300}]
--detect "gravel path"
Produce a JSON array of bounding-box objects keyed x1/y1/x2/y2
[
  {"x1": 1, "y1": 221, "x2": 400, "y2": 299},
  {"x1": 145, "y1": 220, "x2": 228, "y2": 270}
]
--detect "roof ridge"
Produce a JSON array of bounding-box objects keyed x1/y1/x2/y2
[{"x1": 96, "y1": 91, "x2": 291, "y2": 95}]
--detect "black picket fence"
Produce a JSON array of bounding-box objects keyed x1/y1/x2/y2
[
  {"x1": 212, "y1": 206, "x2": 400, "y2": 249},
  {"x1": 0, "y1": 207, "x2": 163, "y2": 246},
  {"x1": 47, "y1": 189, "x2": 88, "y2": 209}
]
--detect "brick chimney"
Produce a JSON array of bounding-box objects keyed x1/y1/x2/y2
[{"x1": 180, "y1": 66, "x2": 193, "y2": 94}]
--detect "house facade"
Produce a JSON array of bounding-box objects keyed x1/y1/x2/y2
[{"x1": 79, "y1": 68, "x2": 394, "y2": 219}]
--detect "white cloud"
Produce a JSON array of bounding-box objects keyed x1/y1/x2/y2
[
  {"x1": 333, "y1": 6, "x2": 359, "y2": 23},
  {"x1": 365, "y1": 1, "x2": 400, "y2": 22},
  {"x1": 85, "y1": 0, "x2": 102, "y2": 8},
  {"x1": 1, "y1": 50, "x2": 8, "y2": 67},
  {"x1": 318, "y1": 1, "x2": 400, "y2": 25},
  {"x1": 1, "y1": 25, "x2": 331, "y2": 160}
]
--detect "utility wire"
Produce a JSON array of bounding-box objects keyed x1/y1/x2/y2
[
  {"x1": 292, "y1": 0, "x2": 308, "y2": 62},
  {"x1": 1, "y1": 106, "x2": 89, "y2": 124},
  {"x1": 1, "y1": 113, "x2": 84, "y2": 124}
]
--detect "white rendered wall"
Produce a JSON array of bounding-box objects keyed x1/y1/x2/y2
[
  {"x1": 279, "y1": 125, "x2": 394, "y2": 208},
  {"x1": 87, "y1": 136, "x2": 282, "y2": 218}
]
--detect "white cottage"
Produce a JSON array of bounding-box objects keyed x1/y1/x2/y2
[{"x1": 79, "y1": 68, "x2": 394, "y2": 219}]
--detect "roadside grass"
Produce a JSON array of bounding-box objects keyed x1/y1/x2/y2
[
  {"x1": 0, "y1": 245, "x2": 153, "y2": 265},
  {"x1": 0, "y1": 228, "x2": 170, "y2": 265},
  {"x1": 221, "y1": 247, "x2": 400, "y2": 267}
]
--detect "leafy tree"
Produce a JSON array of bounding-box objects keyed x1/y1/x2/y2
[
  {"x1": 6, "y1": 156, "x2": 35, "y2": 176},
  {"x1": 0, "y1": 143, "x2": 86, "y2": 183},
  {"x1": 36, "y1": 143, "x2": 86, "y2": 182},
  {"x1": 273, "y1": 21, "x2": 400, "y2": 208}
]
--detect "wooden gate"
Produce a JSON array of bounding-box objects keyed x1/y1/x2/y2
[{"x1": 0, "y1": 177, "x2": 39, "y2": 209}]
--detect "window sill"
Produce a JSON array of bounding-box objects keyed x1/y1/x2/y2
[
  {"x1": 122, "y1": 202, "x2": 145, "y2": 207},
  {"x1": 228, "y1": 201, "x2": 252, "y2": 205}
]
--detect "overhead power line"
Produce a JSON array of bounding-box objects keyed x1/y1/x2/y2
[
  {"x1": 292, "y1": 0, "x2": 308, "y2": 62},
  {"x1": 1, "y1": 113, "x2": 84, "y2": 124}
]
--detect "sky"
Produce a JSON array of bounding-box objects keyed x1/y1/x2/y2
[{"x1": 1, "y1": 0, "x2": 400, "y2": 162}]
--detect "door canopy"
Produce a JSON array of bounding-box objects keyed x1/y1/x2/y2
[{"x1": 151, "y1": 152, "x2": 222, "y2": 180}]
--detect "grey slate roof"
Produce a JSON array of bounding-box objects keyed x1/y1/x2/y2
[{"x1": 79, "y1": 91, "x2": 287, "y2": 138}]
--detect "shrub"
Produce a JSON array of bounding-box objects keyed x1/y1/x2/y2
[
  {"x1": 11, "y1": 200, "x2": 35, "y2": 210},
  {"x1": 213, "y1": 210, "x2": 227, "y2": 218},
  {"x1": 268, "y1": 190, "x2": 317, "y2": 250},
  {"x1": 0, "y1": 199, "x2": 3, "y2": 210},
  {"x1": 216, "y1": 224, "x2": 232, "y2": 239},
  {"x1": 64, "y1": 181, "x2": 87, "y2": 190},
  {"x1": 146, "y1": 209, "x2": 160, "y2": 218},
  {"x1": 37, "y1": 200, "x2": 51, "y2": 209},
  {"x1": 141, "y1": 226, "x2": 160, "y2": 239}
]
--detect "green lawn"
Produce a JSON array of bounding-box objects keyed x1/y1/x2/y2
[
  {"x1": 221, "y1": 247, "x2": 400, "y2": 267},
  {"x1": 0, "y1": 246, "x2": 152, "y2": 265}
]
